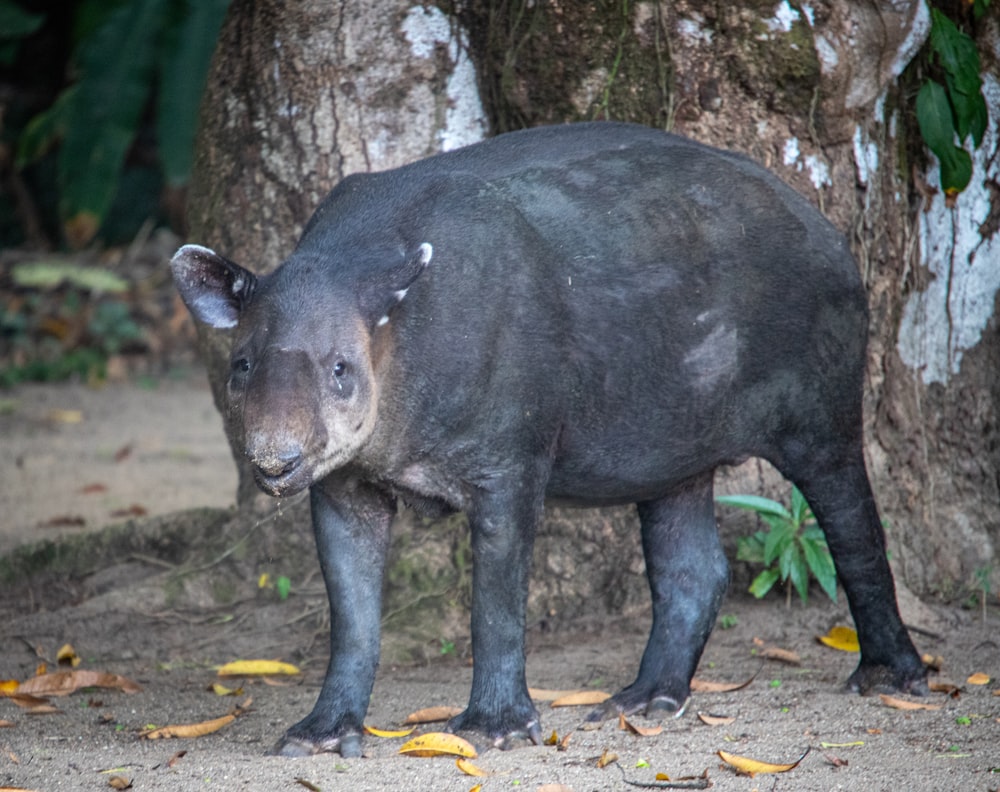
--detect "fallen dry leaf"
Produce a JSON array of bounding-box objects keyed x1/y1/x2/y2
[
  {"x1": 528, "y1": 687, "x2": 582, "y2": 701},
  {"x1": 966, "y1": 672, "x2": 991, "y2": 685},
  {"x1": 761, "y1": 647, "x2": 801, "y2": 665},
  {"x1": 697, "y1": 712, "x2": 736, "y2": 727},
  {"x1": 216, "y1": 659, "x2": 300, "y2": 677},
  {"x1": 166, "y1": 751, "x2": 187, "y2": 768},
  {"x1": 544, "y1": 730, "x2": 559, "y2": 746},
  {"x1": 364, "y1": 724, "x2": 415, "y2": 738},
  {"x1": 929, "y1": 681, "x2": 961, "y2": 698},
  {"x1": 824, "y1": 752, "x2": 849, "y2": 768},
  {"x1": 18, "y1": 670, "x2": 140, "y2": 697},
  {"x1": 717, "y1": 747, "x2": 809, "y2": 777},
  {"x1": 690, "y1": 673, "x2": 756, "y2": 693},
  {"x1": 398, "y1": 732, "x2": 477, "y2": 758},
  {"x1": 37, "y1": 515, "x2": 86, "y2": 529},
  {"x1": 558, "y1": 731, "x2": 572, "y2": 751},
  {"x1": 817, "y1": 626, "x2": 859, "y2": 653},
  {"x1": 6, "y1": 692, "x2": 56, "y2": 711},
  {"x1": 0, "y1": 720, "x2": 14, "y2": 728},
  {"x1": 141, "y1": 714, "x2": 236, "y2": 739},
  {"x1": 537, "y1": 786, "x2": 574, "y2": 792},
  {"x1": 921, "y1": 653, "x2": 945, "y2": 672},
  {"x1": 294, "y1": 779, "x2": 321, "y2": 792},
  {"x1": 109, "y1": 505, "x2": 148, "y2": 519},
  {"x1": 56, "y1": 644, "x2": 80, "y2": 668},
  {"x1": 456, "y1": 757, "x2": 487, "y2": 776},
  {"x1": 550, "y1": 690, "x2": 611, "y2": 707},
  {"x1": 404, "y1": 705, "x2": 463, "y2": 724},
  {"x1": 0, "y1": 787, "x2": 41, "y2": 792},
  {"x1": 596, "y1": 749, "x2": 618, "y2": 768},
  {"x1": 618, "y1": 713, "x2": 662, "y2": 737},
  {"x1": 879, "y1": 694, "x2": 942, "y2": 711},
  {"x1": 79, "y1": 483, "x2": 108, "y2": 495},
  {"x1": 0, "y1": 680, "x2": 19, "y2": 695},
  {"x1": 210, "y1": 683, "x2": 244, "y2": 697},
  {"x1": 46, "y1": 409, "x2": 83, "y2": 424},
  {"x1": 107, "y1": 776, "x2": 132, "y2": 790}
]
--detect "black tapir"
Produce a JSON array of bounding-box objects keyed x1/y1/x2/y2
[{"x1": 171, "y1": 121, "x2": 927, "y2": 757}]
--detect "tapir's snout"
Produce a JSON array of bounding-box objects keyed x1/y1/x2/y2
[{"x1": 246, "y1": 434, "x2": 309, "y2": 496}]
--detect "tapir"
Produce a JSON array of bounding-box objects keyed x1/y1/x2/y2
[{"x1": 171, "y1": 121, "x2": 927, "y2": 757}]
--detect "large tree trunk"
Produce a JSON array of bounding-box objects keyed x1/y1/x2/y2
[{"x1": 186, "y1": 0, "x2": 1000, "y2": 642}]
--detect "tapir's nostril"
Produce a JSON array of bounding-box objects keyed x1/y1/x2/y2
[{"x1": 252, "y1": 448, "x2": 303, "y2": 480}]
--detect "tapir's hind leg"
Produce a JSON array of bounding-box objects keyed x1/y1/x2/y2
[
  {"x1": 779, "y1": 444, "x2": 928, "y2": 694},
  {"x1": 587, "y1": 472, "x2": 728, "y2": 722}
]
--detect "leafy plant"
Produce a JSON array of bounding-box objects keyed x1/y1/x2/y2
[
  {"x1": 0, "y1": 0, "x2": 44, "y2": 65},
  {"x1": 15, "y1": 0, "x2": 230, "y2": 247},
  {"x1": 717, "y1": 486, "x2": 837, "y2": 606},
  {"x1": 915, "y1": 3, "x2": 991, "y2": 204}
]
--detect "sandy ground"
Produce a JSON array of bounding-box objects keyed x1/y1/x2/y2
[{"x1": 0, "y1": 374, "x2": 998, "y2": 791}]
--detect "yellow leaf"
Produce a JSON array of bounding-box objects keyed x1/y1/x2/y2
[
  {"x1": 0, "y1": 680, "x2": 19, "y2": 695},
  {"x1": 697, "y1": 712, "x2": 736, "y2": 727},
  {"x1": 364, "y1": 725, "x2": 415, "y2": 738},
  {"x1": 46, "y1": 409, "x2": 83, "y2": 424},
  {"x1": 258, "y1": 573, "x2": 270, "y2": 588},
  {"x1": 210, "y1": 683, "x2": 244, "y2": 697},
  {"x1": 216, "y1": 660, "x2": 300, "y2": 677},
  {"x1": 717, "y1": 748, "x2": 809, "y2": 777},
  {"x1": 921, "y1": 653, "x2": 944, "y2": 672},
  {"x1": 404, "y1": 706, "x2": 463, "y2": 724},
  {"x1": 18, "y1": 671, "x2": 141, "y2": 697},
  {"x1": 966, "y1": 672, "x2": 991, "y2": 685},
  {"x1": 107, "y1": 775, "x2": 132, "y2": 790},
  {"x1": 398, "y1": 732, "x2": 477, "y2": 758},
  {"x1": 550, "y1": 690, "x2": 611, "y2": 707},
  {"x1": 469, "y1": 786, "x2": 482, "y2": 792},
  {"x1": 543, "y1": 729, "x2": 559, "y2": 746},
  {"x1": 141, "y1": 714, "x2": 236, "y2": 740},
  {"x1": 817, "y1": 626, "x2": 860, "y2": 653},
  {"x1": 655, "y1": 773, "x2": 671, "y2": 781},
  {"x1": 56, "y1": 644, "x2": 80, "y2": 668},
  {"x1": 456, "y1": 757, "x2": 487, "y2": 776},
  {"x1": 878, "y1": 694, "x2": 942, "y2": 711}
]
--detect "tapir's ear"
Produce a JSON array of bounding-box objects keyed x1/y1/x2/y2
[
  {"x1": 361, "y1": 242, "x2": 432, "y2": 328},
  {"x1": 170, "y1": 244, "x2": 257, "y2": 329}
]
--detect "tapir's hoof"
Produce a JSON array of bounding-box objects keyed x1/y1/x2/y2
[
  {"x1": 269, "y1": 729, "x2": 363, "y2": 758},
  {"x1": 446, "y1": 707, "x2": 543, "y2": 750},
  {"x1": 847, "y1": 662, "x2": 929, "y2": 696},
  {"x1": 584, "y1": 689, "x2": 689, "y2": 724}
]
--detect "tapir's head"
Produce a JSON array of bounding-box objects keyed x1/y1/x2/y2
[{"x1": 170, "y1": 242, "x2": 431, "y2": 497}]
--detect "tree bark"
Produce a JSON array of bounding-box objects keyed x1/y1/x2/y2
[{"x1": 186, "y1": 0, "x2": 1000, "y2": 632}]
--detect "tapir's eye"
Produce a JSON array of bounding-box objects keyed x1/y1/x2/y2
[
  {"x1": 232, "y1": 357, "x2": 250, "y2": 374},
  {"x1": 332, "y1": 361, "x2": 347, "y2": 378}
]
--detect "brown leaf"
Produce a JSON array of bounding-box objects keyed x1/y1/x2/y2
[
  {"x1": 966, "y1": 672, "x2": 991, "y2": 686},
  {"x1": 618, "y1": 714, "x2": 662, "y2": 737},
  {"x1": 558, "y1": 731, "x2": 572, "y2": 752},
  {"x1": 823, "y1": 752, "x2": 849, "y2": 768},
  {"x1": 404, "y1": 705, "x2": 463, "y2": 724},
  {"x1": 690, "y1": 673, "x2": 756, "y2": 693},
  {"x1": 717, "y1": 747, "x2": 809, "y2": 777},
  {"x1": 294, "y1": 779, "x2": 321, "y2": 792},
  {"x1": 537, "y1": 786, "x2": 574, "y2": 792},
  {"x1": 697, "y1": 711, "x2": 736, "y2": 727},
  {"x1": 107, "y1": 776, "x2": 132, "y2": 790},
  {"x1": 18, "y1": 671, "x2": 141, "y2": 697},
  {"x1": 6, "y1": 693, "x2": 55, "y2": 710},
  {"x1": 79, "y1": 483, "x2": 108, "y2": 495},
  {"x1": 166, "y1": 751, "x2": 187, "y2": 768},
  {"x1": 0, "y1": 720, "x2": 14, "y2": 728},
  {"x1": 37, "y1": 515, "x2": 86, "y2": 529},
  {"x1": 109, "y1": 505, "x2": 148, "y2": 519},
  {"x1": 56, "y1": 644, "x2": 80, "y2": 668},
  {"x1": 761, "y1": 647, "x2": 801, "y2": 665},
  {"x1": 921, "y1": 653, "x2": 945, "y2": 672},
  {"x1": 596, "y1": 749, "x2": 618, "y2": 768},
  {"x1": 141, "y1": 714, "x2": 236, "y2": 739},
  {"x1": 550, "y1": 690, "x2": 611, "y2": 708},
  {"x1": 114, "y1": 444, "x2": 133, "y2": 463},
  {"x1": 528, "y1": 687, "x2": 583, "y2": 701},
  {"x1": 928, "y1": 681, "x2": 961, "y2": 698},
  {"x1": 878, "y1": 694, "x2": 942, "y2": 711}
]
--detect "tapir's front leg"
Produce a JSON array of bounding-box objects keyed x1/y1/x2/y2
[
  {"x1": 446, "y1": 473, "x2": 546, "y2": 749},
  {"x1": 271, "y1": 476, "x2": 394, "y2": 757}
]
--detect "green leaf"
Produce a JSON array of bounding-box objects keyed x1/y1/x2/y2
[
  {"x1": 715, "y1": 494, "x2": 791, "y2": 521},
  {"x1": 15, "y1": 87, "x2": 77, "y2": 167},
  {"x1": 12, "y1": 261, "x2": 128, "y2": 294},
  {"x1": 929, "y1": 10, "x2": 978, "y2": 83},
  {"x1": 0, "y1": 0, "x2": 45, "y2": 40},
  {"x1": 789, "y1": 486, "x2": 812, "y2": 527},
  {"x1": 801, "y1": 537, "x2": 838, "y2": 602},
  {"x1": 57, "y1": 0, "x2": 169, "y2": 244},
  {"x1": 763, "y1": 522, "x2": 795, "y2": 567},
  {"x1": 736, "y1": 534, "x2": 766, "y2": 564},
  {"x1": 786, "y1": 543, "x2": 809, "y2": 603},
  {"x1": 916, "y1": 80, "x2": 974, "y2": 196},
  {"x1": 749, "y1": 567, "x2": 780, "y2": 599},
  {"x1": 156, "y1": 0, "x2": 230, "y2": 186}
]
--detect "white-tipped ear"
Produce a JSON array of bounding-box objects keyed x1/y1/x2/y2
[
  {"x1": 362, "y1": 242, "x2": 433, "y2": 328},
  {"x1": 170, "y1": 244, "x2": 257, "y2": 329}
]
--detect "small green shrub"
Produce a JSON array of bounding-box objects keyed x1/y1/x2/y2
[{"x1": 717, "y1": 486, "x2": 837, "y2": 606}]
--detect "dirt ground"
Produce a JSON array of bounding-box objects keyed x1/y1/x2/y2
[{"x1": 0, "y1": 373, "x2": 998, "y2": 792}]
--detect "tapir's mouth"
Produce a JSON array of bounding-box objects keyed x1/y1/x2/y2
[{"x1": 249, "y1": 452, "x2": 314, "y2": 498}]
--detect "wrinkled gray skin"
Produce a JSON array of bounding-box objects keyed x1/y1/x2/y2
[{"x1": 171, "y1": 122, "x2": 927, "y2": 758}]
